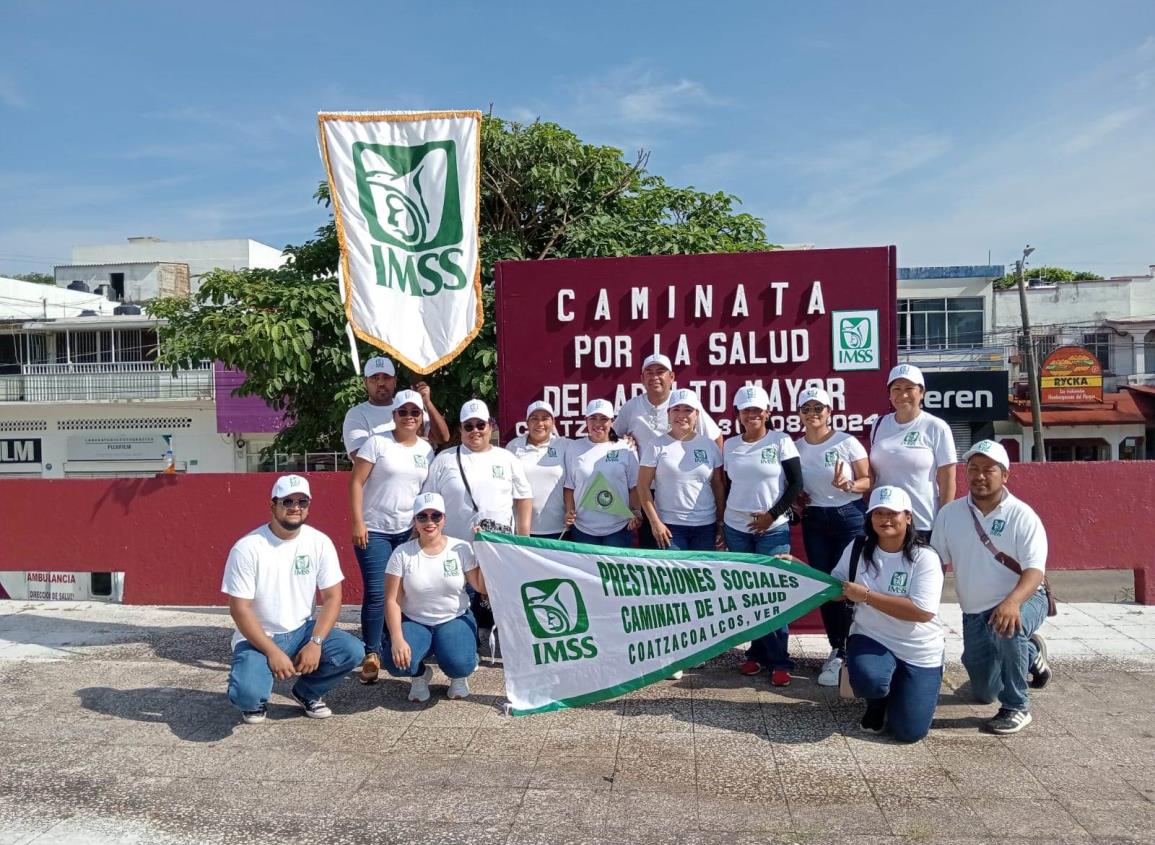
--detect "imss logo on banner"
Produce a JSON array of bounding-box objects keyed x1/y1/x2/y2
[{"x1": 832, "y1": 309, "x2": 881, "y2": 371}]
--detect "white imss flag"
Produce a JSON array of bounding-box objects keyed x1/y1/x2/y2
[
  {"x1": 318, "y1": 111, "x2": 483, "y2": 374},
  {"x1": 474, "y1": 533, "x2": 842, "y2": 715}
]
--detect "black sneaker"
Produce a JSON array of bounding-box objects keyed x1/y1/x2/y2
[
  {"x1": 983, "y1": 707, "x2": 1032, "y2": 734},
  {"x1": 290, "y1": 688, "x2": 333, "y2": 719},
  {"x1": 1029, "y1": 633, "x2": 1052, "y2": 689},
  {"x1": 860, "y1": 698, "x2": 887, "y2": 733},
  {"x1": 241, "y1": 703, "x2": 267, "y2": 725}
]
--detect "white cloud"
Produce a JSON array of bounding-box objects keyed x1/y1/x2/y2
[
  {"x1": 569, "y1": 62, "x2": 724, "y2": 129},
  {"x1": 1059, "y1": 106, "x2": 1146, "y2": 155}
]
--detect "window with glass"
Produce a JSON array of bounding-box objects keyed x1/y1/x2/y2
[
  {"x1": 1082, "y1": 332, "x2": 1111, "y2": 372},
  {"x1": 897, "y1": 297, "x2": 984, "y2": 350}
]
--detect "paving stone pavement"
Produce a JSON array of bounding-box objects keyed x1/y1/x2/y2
[{"x1": 1, "y1": 599, "x2": 1153, "y2": 845}]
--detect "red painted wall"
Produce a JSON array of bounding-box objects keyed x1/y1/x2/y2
[{"x1": 2, "y1": 463, "x2": 1152, "y2": 607}]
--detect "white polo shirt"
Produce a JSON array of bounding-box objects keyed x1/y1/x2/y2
[
  {"x1": 422, "y1": 445, "x2": 532, "y2": 540},
  {"x1": 616, "y1": 392, "x2": 722, "y2": 456},
  {"x1": 869, "y1": 411, "x2": 956, "y2": 532},
  {"x1": 221, "y1": 524, "x2": 345, "y2": 650},
  {"x1": 564, "y1": 439, "x2": 640, "y2": 536},
  {"x1": 641, "y1": 433, "x2": 723, "y2": 526},
  {"x1": 795, "y1": 431, "x2": 868, "y2": 508},
  {"x1": 507, "y1": 434, "x2": 571, "y2": 535},
  {"x1": 722, "y1": 431, "x2": 800, "y2": 532},
  {"x1": 832, "y1": 541, "x2": 945, "y2": 668},
  {"x1": 342, "y1": 400, "x2": 395, "y2": 456},
  {"x1": 930, "y1": 489, "x2": 1048, "y2": 614}
]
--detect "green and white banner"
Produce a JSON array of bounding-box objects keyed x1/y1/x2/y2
[
  {"x1": 318, "y1": 110, "x2": 483, "y2": 374},
  {"x1": 474, "y1": 532, "x2": 842, "y2": 715}
]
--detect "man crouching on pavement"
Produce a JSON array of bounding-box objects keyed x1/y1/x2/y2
[
  {"x1": 931, "y1": 440, "x2": 1052, "y2": 735},
  {"x1": 222, "y1": 474, "x2": 365, "y2": 723}
]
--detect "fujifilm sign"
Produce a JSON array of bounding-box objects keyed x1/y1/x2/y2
[{"x1": 921, "y1": 371, "x2": 1009, "y2": 422}]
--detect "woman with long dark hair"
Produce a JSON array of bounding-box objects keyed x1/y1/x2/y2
[{"x1": 832, "y1": 485, "x2": 945, "y2": 743}]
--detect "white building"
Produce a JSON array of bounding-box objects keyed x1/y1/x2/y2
[{"x1": 55, "y1": 236, "x2": 286, "y2": 300}]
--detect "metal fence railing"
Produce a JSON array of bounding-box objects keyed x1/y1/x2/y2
[{"x1": 0, "y1": 362, "x2": 214, "y2": 403}]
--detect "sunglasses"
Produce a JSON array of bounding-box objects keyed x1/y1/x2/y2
[
  {"x1": 799, "y1": 404, "x2": 825, "y2": 414},
  {"x1": 462, "y1": 421, "x2": 488, "y2": 432},
  {"x1": 395, "y1": 407, "x2": 422, "y2": 418},
  {"x1": 275, "y1": 497, "x2": 311, "y2": 509},
  {"x1": 415, "y1": 512, "x2": 444, "y2": 523}
]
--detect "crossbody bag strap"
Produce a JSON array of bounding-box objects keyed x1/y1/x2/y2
[
  {"x1": 848, "y1": 535, "x2": 866, "y2": 583},
  {"x1": 455, "y1": 446, "x2": 479, "y2": 514},
  {"x1": 968, "y1": 503, "x2": 1022, "y2": 576}
]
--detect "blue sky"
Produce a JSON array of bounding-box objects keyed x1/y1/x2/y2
[{"x1": 1, "y1": 1, "x2": 1153, "y2": 278}]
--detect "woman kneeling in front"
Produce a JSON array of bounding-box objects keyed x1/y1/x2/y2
[
  {"x1": 833, "y1": 485, "x2": 944, "y2": 742},
  {"x1": 383, "y1": 492, "x2": 484, "y2": 702}
]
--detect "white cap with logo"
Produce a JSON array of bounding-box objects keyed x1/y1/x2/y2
[
  {"x1": 798, "y1": 387, "x2": 832, "y2": 408},
  {"x1": 525, "y1": 400, "x2": 555, "y2": 419},
  {"x1": 412, "y1": 492, "x2": 446, "y2": 515},
  {"x1": 642, "y1": 353, "x2": 673, "y2": 372},
  {"x1": 734, "y1": 385, "x2": 771, "y2": 410},
  {"x1": 459, "y1": 399, "x2": 491, "y2": 423},
  {"x1": 584, "y1": 398, "x2": 615, "y2": 418},
  {"x1": 392, "y1": 389, "x2": 424, "y2": 412},
  {"x1": 963, "y1": 439, "x2": 1010, "y2": 471},
  {"x1": 866, "y1": 485, "x2": 913, "y2": 514},
  {"x1": 667, "y1": 388, "x2": 701, "y2": 411},
  {"x1": 271, "y1": 474, "x2": 311, "y2": 500},
  {"x1": 887, "y1": 363, "x2": 925, "y2": 388},
  {"x1": 363, "y1": 356, "x2": 396, "y2": 378}
]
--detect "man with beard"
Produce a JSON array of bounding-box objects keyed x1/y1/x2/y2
[
  {"x1": 931, "y1": 440, "x2": 1052, "y2": 735},
  {"x1": 342, "y1": 356, "x2": 450, "y2": 457},
  {"x1": 222, "y1": 475, "x2": 365, "y2": 723}
]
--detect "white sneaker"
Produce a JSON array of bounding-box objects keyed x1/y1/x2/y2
[
  {"x1": 670, "y1": 670, "x2": 684, "y2": 680},
  {"x1": 408, "y1": 665, "x2": 433, "y2": 702},
  {"x1": 817, "y1": 650, "x2": 843, "y2": 687},
  {"x1": 447, "y1": 677, "x2": 470, "y2": 700}
]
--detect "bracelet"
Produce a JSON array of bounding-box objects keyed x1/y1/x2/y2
[{"x1": 861, "y1": 588, "x2": 870, "y2": 605}]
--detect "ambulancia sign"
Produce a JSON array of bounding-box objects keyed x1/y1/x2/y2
[
  {"x1": 1040, "y1": 346, "x2": 1103, "y2": 404},
  {"x1": 494, "y1": 248, "x2": 897, "y2": 439}
]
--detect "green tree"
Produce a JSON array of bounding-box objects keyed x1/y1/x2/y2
[
  {"x1": 152, "y1": 117, "x2": 776, "y2": 455},
  {"x1": 993, "y1": 266, "x2": 1103, "y2": 289},
  {"x1": 6, "y1": 272, "x2": 55, "y2": 285}
]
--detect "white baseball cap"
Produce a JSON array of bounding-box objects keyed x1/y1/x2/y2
[
  {"x1": 798, "y1": 387, "x2": 832, "y2": 408},
  {"x1": 363, "y1": 356, "x2": 396, "y2": 378},
  {"x1": 392, "y1": 389, "x2": 424, "y2": 414},
  {"x1": 271, "y1": 474, "x2": 310, "y2": 500},
  {"x1": 584, "y1": 398, "x2": 615, "y2": 418},
  {"x1": 866, "y1": 485, "x2": 913, "y2": 514},
  {"x1": 459, "y1": 399, "x2": 491, "y2": 423},
  {"x1": 525, "y1": 400, "x2": 555, "y2": 419},
  {"x1": 963, "y1": 439, "x2": 1010, "y2": 471},
  {"x1": 641, "y1": 353, "x2": 673, "y2": 372},
  {"x1": 734, "y1": 385, "x2": 771, "y2": 411},
  {"x1": 887, "y1": 364, "x2": 925, "y2": 388},
  {"x1": 667, "y1": 388, "x2": 701, "y2": 411},
  {"x1": 412, "y1": 492, "x2": 445, "y2": 515}
]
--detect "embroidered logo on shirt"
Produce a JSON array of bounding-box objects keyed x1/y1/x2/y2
[
  {"x1": 693, "y1": 449, "x2": 708, "y2": 464},
  {"x1": 824, "y1": 451, "x2": 838, "y2": 467},
  {"x1": 414, "y1": 455, "x2": 427, "y2": 468},
  {"x1": 492, "y1": 466, "x2": 505, "y2": 479},
  {"x1": 293, "y1": 555, "x2": 311, "y2": 576},
  {"x1": 991, "y1": 519, "x2": 1006, "y2": 536},
  {"x1": 443, "y1": 557, "x2": 460, "y2": 576},
  {"x1": 605, "y1": 451, "x2": 620, "y2": 463},
  {"x1": 902, "y1": 431, "x2": 921, "y2": 447},
  {"x1": 546, "y1": 447, "x2": 558, "y2": 458},
  {"x1": 760, "y1": 446, "x2": 778, "y2": 464},
  {"x1": 888, "y1": 571, "x2": 909, "y2": 595}
]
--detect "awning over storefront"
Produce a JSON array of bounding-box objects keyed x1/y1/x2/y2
[{"x1": 1010, "y1": 391, "x2": 1145, "y2": 426}]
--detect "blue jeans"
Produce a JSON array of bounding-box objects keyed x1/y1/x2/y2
[
  {"x1": 961, "y1": 590, "x2": 1047, "y2": 712},
  {"x1": 847, "y1": 634, "x2": 943, "y2": 743},
  {"x1": 723, "y1": 523, "x2": 793, "y2": 672},
  {"x1": 353, "y1": 529, "x2": 411, "y2": 656},
  {"x1": 383, "y1": 610, "x2": 479, "y2": 679},
  {"x1": 802, "y1": 501, "x2": 866, "y2": 655},
  {"x1": 569, "y1": 525, "x2": 635, "y2": 548},
  {"x1": 227, "y1": 620, "x2": 365, "y2": 712},
  {"x1": 666, "y1": 522, "x2": 716, "y2": 552}
]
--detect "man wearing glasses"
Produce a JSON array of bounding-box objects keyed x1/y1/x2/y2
[
  {"x1": 222, "y1": 475, "x2": 365, "y2": 724},
  {"x1": 342, "y1": 355, "x2": 451, "y2": 457}
]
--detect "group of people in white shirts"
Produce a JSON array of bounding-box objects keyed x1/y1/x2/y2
[{"x1": 221, "y1": 353, "x2": 1053, "y2": 743}]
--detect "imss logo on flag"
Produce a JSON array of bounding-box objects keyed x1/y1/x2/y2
[{"x1": 319, "y1": 111, "x2": 483, "y2": 374}]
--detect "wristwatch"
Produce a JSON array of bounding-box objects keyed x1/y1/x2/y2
[{"x1": 309, "y1": 635, "x2": 323, "y2": 646}]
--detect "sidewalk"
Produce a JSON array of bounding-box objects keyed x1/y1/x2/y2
[{"x1": 1, "y1": 599, "x2": 1153, "y2": 845}]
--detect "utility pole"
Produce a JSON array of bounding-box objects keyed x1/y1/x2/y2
[{"x1": 1016, "y1": 246, "x2": 1046, "y2": 461}]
